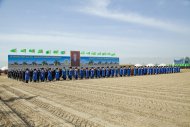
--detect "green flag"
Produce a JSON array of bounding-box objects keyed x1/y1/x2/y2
[
  {"x1": 86, "y1": 52, "x2": 90, "y2": 55},
  {"x1": 10, "y1": 48, "x2": 17, "y2": 53},
  {"x1": 46, "y1": 50, "x2": 51, "y2": 54},
  {"x1": 97, "y1": 52, "x2": 101, "y2": 55},
  {"x1": 111, "y1": 53, "x2": 116, "y2": 56},
  {"x1": 29, "y1": 49, "x2": 35, "y2": 53},
  {"x1": 38, "y1": 49, "x2": 43, "y2": 53},
  {"x1": 53, "y1": 50, "x2": 59, "y2": 54},
  {"x1": 80, "y1": 51, "x2": 85, "y2": 55},
  {"x1": 60, "y1": 51, "x2": 65, "y2": 55},
  {"x1": 91, "y1": 52, "x2": 96, "y2": 55},
  {"x1": 20, "y1": 49, "x2": 26, "y2": 53},
  {"x1": 102, "y1": 52, "x2": 106, "y2": 56}
]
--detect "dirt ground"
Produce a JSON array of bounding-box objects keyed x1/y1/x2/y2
[{"x1": 0, "y1": 70, "x2": 190, "y2": 127}]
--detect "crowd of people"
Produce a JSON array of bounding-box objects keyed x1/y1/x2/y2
[{"x1": 7, "y1": 66, "x2": 181, "y2": 83}]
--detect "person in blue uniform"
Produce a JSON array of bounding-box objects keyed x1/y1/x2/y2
[
  {"x1": 137, "y1": 67, "x2": 141, "y2": 76},
  {"x1": 94, "y1": 68, "x2": 97, "y2": 78},
  {"x1": 40, "y1": 68, "x2": 45, "y2": 82},
  {"x1": 142, "y1": 67, "x2": 144, "y2": 75},
  {"x1": 101, "y1": 67, "x2": 105, "y2": 78},
  {"x1": 147, "y1": 67, "x2": 150, "y2": 75},
  {"x1": 52, "y1": 69, "x2": 55, "y2": 80},
  {"x1": 150, "y1": 67, "x2": 153, "y2": 75},
  {"x1": 119, "y1": 67, "x2": 123, "y2": 77},
  {"x1": 106, "y1": 67, "x2": 110, "y2": 78},
  {"x1": 85, "y1": 68, "x2": 89, "y2": 79},
  {"x1": 133, "y1": 66, "x2": 138, "y2": 76},
  {"x1": 74, "y1": 67, "x2": 78, "y2": 80},
  {"x1": 37, "y1": 69, "x2": 40, "y2": 82},
  {"x1": 55, "y1": 68, "x2": 60, "y2": 81},
  {"x1": 25, "y1": 69, "x2": 30, "y2": 83},
  {"x1": 44, "y1": 69, "x2": 48, "y2": 81},
  {"x1": 157, "y1": 66, "x2": 160, "y2": 74},
  {"x1": 97, "y1": 67, "x2": 101, "y2": 78},
  {"x1": 48, "y1": 68, "x2": 52, "y2": 81},
  {"x1": 68, "y1": 67, "x2": 73, "y2": 80},
  {"x1": 171, "y1": 66, "x2": 174, "y2": 73},
  {"x1": 127, "y1": 66, "x2": 131, "y2": 76},
  {"x1": 159, "y1": 67, "x2": 162, "y2": 74},
  {"x1": 33, "y1": 69, "x2": 37, "y2": 82},
  {"x1": 62, "y1": 67, "x2": 67, "y2": 80},
  {"x1": 178, "y1": 66, "x2": 181, "y2": 73},
  {"x1": 153, "y1": 66, "x2": 157, "y2": 75},
  {"x1": 111, "y1": 67, "x2": 115, "y2": 77},
  {"x1": 163, "y1": 66, "x2": 166, "y2": 74},
  {"x1": 115, "y1": 66, "x2": 119, "y2": 77},
  {"x1": 29, "y1": 69, "x2": 33, "y2": 82},
  {"x1": 123, "y1": 66, "x2": 127, "y2": 76},
  {"x1": 143, "y1": 66, "x2": 147, "y2": 75},
  {"x1": 90, "y1": 67, "x2": 95, "y2": 79},
  {"x1": 79, "y1": 67, "x2": 84, "y2": 79}
]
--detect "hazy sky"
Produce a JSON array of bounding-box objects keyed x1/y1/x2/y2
[{"x1": 0, "y1": 0, "x2": 190, "y2": 67}]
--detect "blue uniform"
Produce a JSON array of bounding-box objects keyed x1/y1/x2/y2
[
  {"x1": 33, "y1": 70, "x2": 37, "y2": 81},
  {"x1": 111, "y1": 68, "x2": 115, "y2": 77},
  {"x1": 25, "y1": 70, "x2": 30, "y2": 82},
  {"x1": 178, "y1": 67, "x2": 180, "y2": 73},
  {"x1": 48, "y1": 70, "x2": 52, "y2": 81},
  {"x1": 134, "y1": 68, "x2": 137, "y2": 76},
  {"x1": 123, "y1": 68, "x2": 127, "y2": 76},
  {"x1": 138, "y1": 68, "x2": 141, "y2": 76},
  {"x1": 106, "y1": 68, "x2": 110, "y2": 77},
  {"x1": 115, "y1": 68, "x2": 119, "y2": 77},
  {"x1": 68, "y1": 69, "x2": 73, "y2": 80},
  {"x1": 144, "y1": 68, "x2": 147, "y2": 75},
  {"x1": 80, "y1": 69, "x2": 84, "y2": 79},
  {"x1": 171, "y1": 67, "x2": 174, "y2": 73},
  {"x1": 90, "y1": 69, "x2": 95, "y2": 78},
  {"x1": 164, "y1": 67, "x2": 167, "y2": 74},
  {"x1": 74, "y1": 69, "x2": 78, "y2": 80},
  {"x1": 85, "y1": 69, "x2": 89, "y2": 79},
  {"x1": 102, "y1": 68, "x2": 105, "y2": 77},
  {"x1": 127, "y1": 68, "x2": 131, "y2": 76},
  {"x1": 55, "y1": 70, "x2": 60, "y2": 80},
  {"x1": 40, "y1": 70, "x2": 45, "y2": 81},
  {"x1": 174, "y1": 67, "x2": 178, "y2": 73},
  {"x1": 157, "y1": 67, "x2": 160, "y2": 74},
  {"x1": 150, "y1": 67, "x2": 153, "y2": 75},
  {"x1": 119, "y1": 68, "x2": 123, "y2": 77},
  {"x1": 154, "y1": 68, "x2": 157, "y2": 74},
  {"x1": 62, "y1": 69, "x2": 67, "y2": 80},
  {"x1": 97, "y1": 69, "x2": 101, "y2": 78}
]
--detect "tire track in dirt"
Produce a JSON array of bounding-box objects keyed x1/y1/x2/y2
[
  {"x1": 6, "y1": 82, "x2": 190, "y2": 127},
  {"x1": 2, "y1": 85, "x2": 121, "y2": 127},
  {"x1": 0, "y1": 86, "x2": 75, "y2": 127},
  {"x1": 0, "y1": 100, "x2": 28, "y2": 127}
]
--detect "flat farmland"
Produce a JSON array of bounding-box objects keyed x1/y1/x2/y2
[{"x1": 0, "y1": 70, "x2": 190, "y2": 127}]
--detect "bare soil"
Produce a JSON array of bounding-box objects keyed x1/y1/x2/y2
[{"x1": 0, "y1": 70, "x2": 190, "y2": 127}]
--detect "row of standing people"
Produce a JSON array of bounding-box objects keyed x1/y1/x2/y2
[{"x1": 8, "y1": 66, "x2": 181, "y2": 83}]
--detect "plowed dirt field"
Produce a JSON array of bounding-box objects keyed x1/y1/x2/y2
[{"x1": 0, "y1": 70, "x2": 190, "y2": 127}]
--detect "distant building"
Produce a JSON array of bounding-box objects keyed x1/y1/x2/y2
[{"x1": 174, "y1": 57, "x2": 190, "y2": 64}]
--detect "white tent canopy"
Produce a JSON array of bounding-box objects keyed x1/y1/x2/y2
[
  {"x1": 158, "y1": 64, "x2": 167, "y2": 67},
  {"x1": 134, "y1": 64, "x2": 143, "y2": 67},
  {"x1": 146, "y1": 64, "x2": 155, "y2": 67},
  {"x1": 0, "y1": 66, "x2": 8, "y2": 71}
]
